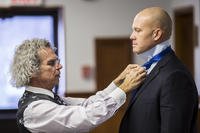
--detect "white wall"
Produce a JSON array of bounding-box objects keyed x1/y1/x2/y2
[{"x1": 45, "y1": 0, "x2": 200, "y2": 94}]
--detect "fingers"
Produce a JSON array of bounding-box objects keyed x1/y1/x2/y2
[
  {"x1": 118, "y1": 64, "x2": 140, "y2": 78},
  {"x1": 133, "y1": 69, "x2": 146, "y2": 82},
  {"x1": 124, "y1": 64, "x2": 141, "y2": 75},
  {"x1": 118, "y1": 64, "x2": 147, "y2": 93},
  {"x1": 137, "y1": 68, "x2": 147, "y2": 79},
  {"x1": 127, "y1": 66, "x2": 146, "y2": 85},
  {"x1": 129, "y1": 65, "x2": 146, "y2": 76},
  {"x1": 123, "y1": 65, "x2": 146, "y2": 82},
  {"x1": 114, "y1": 64, "x2": 145, "y2": 87},
  {"x1": 138, "y1": 67, "x2": 146, "y2": 74},
  {"x1": 127, "y1": 64, "x2": 140, "y2": 73},
  {"x1": 126, "y1": 64, "x2": 140, "y2": 69}
]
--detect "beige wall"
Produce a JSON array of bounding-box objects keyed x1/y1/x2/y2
[{"x1": 45, "y1": 0, "x2": 200, "y2": 94}]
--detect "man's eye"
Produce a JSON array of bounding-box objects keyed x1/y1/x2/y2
[
  {"x1": 47, "y1": 61, "x2": 55, "y2": 66},
  {"x1": 134, "y1": 28, "x2": 141, "y2": 32}
]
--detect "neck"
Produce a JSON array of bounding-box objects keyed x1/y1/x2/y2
[
  {"x1": 29, "y1": 80, "x2": 54, "y2": 91},
  {"x1": 139, "y1": 39, "x2": 170, "y2": 61}
]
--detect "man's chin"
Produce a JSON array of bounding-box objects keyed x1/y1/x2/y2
[{"x1": 132, "y1": 48, "x2": 140, "y2": 54}]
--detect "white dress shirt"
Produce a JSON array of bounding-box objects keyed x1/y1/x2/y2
[
  {"x1": 23, "y1": 82, "x2": 126, "y2": 133},
  {"x1": 139, "y1": 40, "x2": 171, "y2": 74}
]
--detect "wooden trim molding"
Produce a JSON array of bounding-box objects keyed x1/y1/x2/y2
[{"x1": 65, "y1": 92, "x2": 95, "y2": 98}]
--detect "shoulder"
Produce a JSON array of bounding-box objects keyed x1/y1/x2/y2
[
  {"x1": 160, "y1": 52, "x2": 193, "y2": 80},
  {"x1": 23, "y1": 99, "x2": 59, "y2": 119}
]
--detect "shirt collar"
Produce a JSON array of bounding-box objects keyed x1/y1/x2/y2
[
  {"x1": 139, "y1": 40, "x2": 171, "y2": 61},
  {"x1": 25, "y1": 86, "x2": 54, "y2": 98}
]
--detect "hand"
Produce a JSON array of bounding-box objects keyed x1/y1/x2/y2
[
  {"x1": 119, "y1": 66, "x2": 146, "y2": 93},
  {"x1": 113, "y1": 64, "x2": 139, "y2": 87}
]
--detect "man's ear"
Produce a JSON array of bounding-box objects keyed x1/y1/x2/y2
[{"x1": 152, "y1": 28, "x2": 163, "y2": 41}]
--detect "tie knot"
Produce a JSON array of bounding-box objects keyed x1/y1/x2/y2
[
  {"x1": 53, "y1": 93, "x2": 67, "y2": 105},
  {"x1": 142, "y1": 58, "x2": 159, "y2": 70}
]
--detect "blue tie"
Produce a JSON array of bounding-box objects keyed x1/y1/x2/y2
[
  {"x1": 142, "y1": 46, "x2": 172, "y2": 70},
  {"x1": 130, "y1": 46, "x2": 172, "y2": 102}
]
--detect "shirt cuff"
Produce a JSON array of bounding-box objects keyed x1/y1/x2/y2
[
  {"x1": 108, "y1": 87, "x2": 126, "y2": 109},
  {"x1": 102, "y1": 82, "x2": 117, "y2": 95}
]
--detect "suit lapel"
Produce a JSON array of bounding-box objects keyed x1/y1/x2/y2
[
  {"x1": 120, "y1": 51, "x2": 175, "y2": 130},
  {"x1": 130, "y1": 51, "x2": 174, "y2": 105},
  {"x1": 135, "y1": 68, "x2": 159, "y2": 98}
]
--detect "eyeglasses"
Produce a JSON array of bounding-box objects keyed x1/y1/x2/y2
[{"x1": 47, "y1": 58, "x2": 60, "y2": 67}]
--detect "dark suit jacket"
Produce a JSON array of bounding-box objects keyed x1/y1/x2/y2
[{"x1": 119, "y1": 50, "x2": 199, "y2": 133}]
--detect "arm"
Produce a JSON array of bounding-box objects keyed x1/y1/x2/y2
[
  {"x1": 113, "y1": 64, "x2": 139, "y2": 87},
  {"x1": 160, "y1": 71, "x2": 198, "y2": 133},
  {"x1": 63, "y1": 82, "x2": 117, "y2": 105},
  {"x1": 64, "y1": 64, "x2": 146, "y2": 105},
  {"x1": 23, "y1": 64, "x2": 146, "y2": 133},
  {"x1": 24, "y1": 88, "x2": 126, "y2": 133}
]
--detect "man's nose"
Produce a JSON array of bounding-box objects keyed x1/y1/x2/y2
[
  {"x1": 130, "y1": 32, "x2": 135, "y2": 40},
  {"x1": 56, "y1": 63, "x2": 62, "y2": 70}
]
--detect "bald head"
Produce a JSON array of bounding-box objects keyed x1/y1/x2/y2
[
  {"x1": 130, "y1": 7, "x2": 172, "y2": 54},
  {"x1": 136, "y1": 7, "x2": 172, "y2": 40}
]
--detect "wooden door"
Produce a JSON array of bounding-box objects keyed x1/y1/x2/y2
[
  {"x1": 174, "y1": 6, "x2": 194, "y2": 76},
  {"x1": 90, "y1": 38, "x2": 133, "y2": 133},
  {"x1": 95, "y1": 38, "x2": 132, "y2": 91}
]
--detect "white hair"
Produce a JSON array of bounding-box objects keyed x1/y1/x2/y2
[{"x1": 10, "y1": 38, "x2": 54, "y2": 88}]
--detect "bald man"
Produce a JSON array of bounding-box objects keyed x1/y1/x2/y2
[{"x1": 119, "y1": 7, "x2": 198, "y2": 133}]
